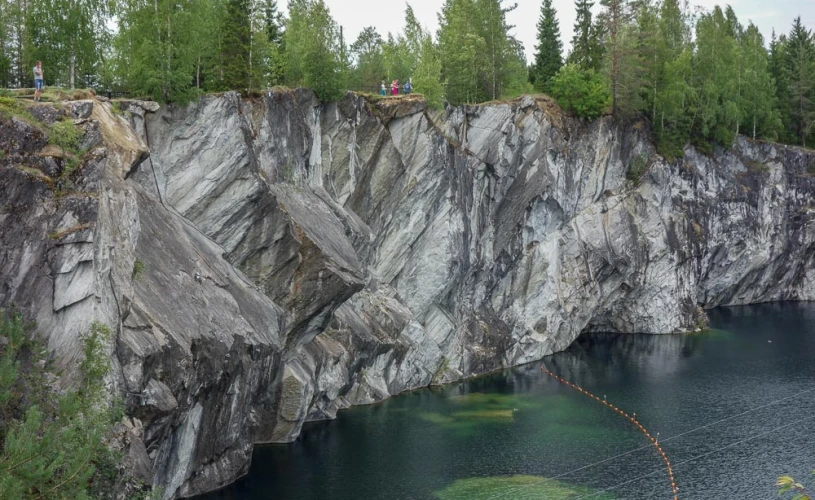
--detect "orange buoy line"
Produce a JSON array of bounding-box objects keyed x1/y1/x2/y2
[{"x1": 542, "y1": 365, "x2": 679, "y2": 500}]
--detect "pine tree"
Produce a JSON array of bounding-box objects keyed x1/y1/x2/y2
[{"x1": 532, "y1": 0, "x2": 563, "y2": 93}]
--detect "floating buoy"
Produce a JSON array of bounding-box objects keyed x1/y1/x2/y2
[{"x1": 541, "y1": 365, "x2": 678, "y2": 498}]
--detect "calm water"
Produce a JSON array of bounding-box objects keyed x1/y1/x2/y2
[{"x1": 203, "y1": 303, "x2": 815, "y2": 499}]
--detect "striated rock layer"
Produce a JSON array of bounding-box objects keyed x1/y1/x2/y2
[{"x1": 1, "y1": 91, "x2": 814, "y2": 498}]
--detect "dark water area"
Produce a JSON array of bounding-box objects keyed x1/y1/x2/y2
[{"x1": 202, "y1": 303, "x2": 815, "y2": 499}]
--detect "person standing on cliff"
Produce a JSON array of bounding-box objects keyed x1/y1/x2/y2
[
  {"x1": 33, "y1": 61, "x2": 44, "y2": 102},
  {"x1": 380, "y1": 81, "x2": 386, "y2": 96}
]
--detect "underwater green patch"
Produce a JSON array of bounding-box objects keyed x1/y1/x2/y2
[
  {"x1": 447, "y1": 392, "x2": 539, "y2": 410},
  {"x1": 419, "y1": 412, "x2": 457, "y2": 425},
  {"x1": 434, "y1": 475, "x2": 615, "y2": 499},
  {"x1": 451, "y1": 409, "x2": 514, "y2": 420}
]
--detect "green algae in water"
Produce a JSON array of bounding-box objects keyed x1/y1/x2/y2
[
  {"x1": 447, "y1": 392, "x2": 541, "y2": 411},
  {"x1": 451, "y1": 409, "x2": 514, "y2": 419},
  {"x1": 418, "y1": 412, "x2": 498, "y2": 437},
  {"x1": 434, "y1": 475, "x2": 616, "y2": 499}
]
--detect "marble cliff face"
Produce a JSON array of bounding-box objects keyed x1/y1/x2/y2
[{"x1": 1, "y1": 90, "x2": 813, "y2": 498}]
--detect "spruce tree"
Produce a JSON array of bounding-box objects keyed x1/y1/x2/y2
[
  {"x1": 263, "y1": 0, "x2": 283, "y2": 45},
  {"x1": 532, "y1": 0, "x2": 563, "y2": 93},
  {"x1": 599, "y1": 0, "x2": 630, "y2": 116},
  {"x1": 785, "y1": 17, "x2": 815, "y2": 146},
  {"x1": 569, "y1": 0, "x2": 596, "y2": 71},
  {"x1": 222, "y1": 0, "x2": 251, "y2": 90},
  {"x1": 769, "y1": 31, "x2": 793, "y2": 143}
]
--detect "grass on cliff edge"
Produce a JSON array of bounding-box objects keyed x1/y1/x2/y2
[{"x1": 434, "y1": 475, "x2": 616, "y2": 499}]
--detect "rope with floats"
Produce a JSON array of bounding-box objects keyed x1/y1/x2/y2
[
  {"x1": 541, "y1": 365, "x2": 679, "y2": 500},
  {"x1": 572, "y1": 413, "x2": 815, "y2": 500},
  {"x1": 484, "y1": 380, "x2": 815, "y2": 500}
]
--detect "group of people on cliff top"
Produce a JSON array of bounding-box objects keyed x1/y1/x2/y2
[{"x1": 380, "y1": 79, "x2": 412, "y2": 96}]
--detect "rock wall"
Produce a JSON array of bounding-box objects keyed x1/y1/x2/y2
[{"x1": 1, "y1": 90, "x2": 814, "y2": 498}]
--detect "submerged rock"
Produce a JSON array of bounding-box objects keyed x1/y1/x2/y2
[{"x1": 1, "y1": 91, "x2": 813, "y2": 498}]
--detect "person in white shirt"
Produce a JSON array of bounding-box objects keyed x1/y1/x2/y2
[{"x1": 33, "y1": 61, "x2": 44, "y2": 102}]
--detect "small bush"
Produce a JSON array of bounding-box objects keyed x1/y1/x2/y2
[
  {"x1": 744, "y1": 159, "x2": 769, "y2": 174},
  {"x1": 0, "y1": 96, "x2": 19, "y2": 113},
  {"x1": 49, "y1": 120, "x2": 82, "y2": 152},
  {"x1": 550, "y1": 64, "x2": 610, "y2": 120},
  {"x1": 132, "y1": 259, "x2": 145, "y2": 280},
  {"x1": 626, "y1": 153, "x2": 649, "y2": 182}
]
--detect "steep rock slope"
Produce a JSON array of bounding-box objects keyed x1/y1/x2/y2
[{"x1": 1, "y1": 91, "x2": 813, "y2": 498}]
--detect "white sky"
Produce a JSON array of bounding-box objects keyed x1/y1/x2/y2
[{"x1": 281, "y1": 0, "x2": 815, "y2": 63}]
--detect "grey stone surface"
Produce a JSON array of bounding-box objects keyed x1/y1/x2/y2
[{"x1": 1, "y1": 92, "x2": 814, "y2": 498}]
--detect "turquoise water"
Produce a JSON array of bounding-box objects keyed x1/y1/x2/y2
[{"x1": 202, "y1": 303, "x2": 815, "y2": 499}]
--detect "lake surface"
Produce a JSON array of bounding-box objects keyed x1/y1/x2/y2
[{"x1": 202, "y1": 303, "x2": 815, "y2": 499}]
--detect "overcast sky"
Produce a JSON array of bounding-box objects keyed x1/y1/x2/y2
[{"x1": 281, "y1": 0, "x2": 815, "y2": 63}]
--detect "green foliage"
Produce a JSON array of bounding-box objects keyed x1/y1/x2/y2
[
  {"x1": 0, "y1": 98, "x2": 28, "y2": 124},
  {"x1": 693, "y1": 7, "x2": 742, "y2": 146},
  {"x1": 49, "y1": 120, "x2": 82, "y2": 152},
  {"x1": 777, "y1": 472, "x2": 813, "y2": 499},
  {"x1": 413, "y1": 38, "x2": 445, "y2": 110},
  {"x1": 550, "y1": 64, "x2": 610, "y2": 120},
  {"x1": 1, "y1": 0, "x2": 814, "y2": 153},
  {"x1": 569, "y1": 0, "x2": 603, "y2": 72},
  {"x1": 784, "y1": 17, "x2": 815, "y2": 147},
  {"x1": 0, "y1": 311, "x2": 123, "y2": 499},
  {"x1": 49, "y1": 120, "x2": 85, "y2": 186},
  {"x1": 532, "y1": 0, "x2": 563, "y2": 94},
  {"x1": 626, "y1": 153, "x2": 649, "y2": 182},
  {"x1": 132, "y1": 259, "x2": 145, "y2": 281},
  {"x1": 438, "y1": 0, "x2": 529, "y2": 104},
  {"x1": 740, "y1": 24, "x2": 782, "y2": 140},
  {"x1": 283, "y1": 0, "x2": 348, "y2": 102},
  {"x1": 350, "y1": 27, "x2": 386, "y2": 90}
]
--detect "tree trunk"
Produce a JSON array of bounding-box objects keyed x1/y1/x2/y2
[
  {"x1": 70, "y1": 50, "x2": 76, "y2": 89},
  {"x1": 248, "y1": 0, "x2": 254, "y2": 91}
]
